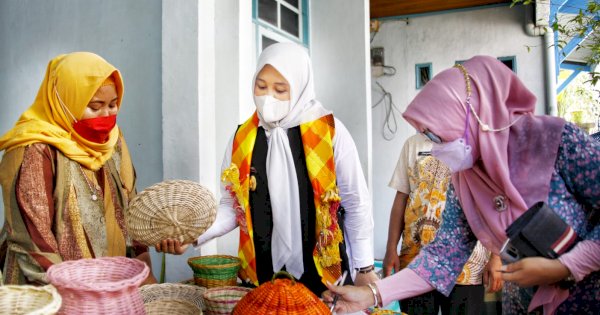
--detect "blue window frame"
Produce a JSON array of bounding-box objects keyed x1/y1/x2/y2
[
  {"x1": 415, "y1": 63, "x2": 432, "y2": 89},
  {"x1": 253, "y1": 0, "x2": 309, "y2": 52},
  {"x1": 497, "y1": 56, "x2": 517, "y2": 73}
]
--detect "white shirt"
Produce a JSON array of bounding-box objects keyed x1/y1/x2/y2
[{"x1": 197, "y1": 117, "x2": 374, "y2": 273}]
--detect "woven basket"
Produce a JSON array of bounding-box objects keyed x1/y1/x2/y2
[
  {"x1": 370, "y1": 309, "x2": 406, "y2": 315},
  {"x1": 46, "y1": 257, "x2": 149, "y2": 314},
  {"x1": 140, "y1": 283, "x2": 206, "y2": 311},
  {"x1": 233, "y1": 271, "x2": 329, "y2": 314},
  {"x1": 203, "y1": 286, "x2": 252, "y2": 315},
  {"x1": 188, "y1": 255, "x2": 241, "y2": 288},
  {"x1": 0, "y1": 285, "x2": 62, "y2": 315},
  {"x1": 126, "y1": 180, "x2": 217, "y2": 246},
  {"x1": 145, "y1": 299, "x2": 201, "y2": 315}
]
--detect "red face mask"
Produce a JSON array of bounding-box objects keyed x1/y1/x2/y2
[{"x1": 73, "y1": 115, "x2": 117, "y2": 143}]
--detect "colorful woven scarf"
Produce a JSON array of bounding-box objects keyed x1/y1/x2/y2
[{"x1": 222, "y1": 113, "x2": 342, "y2": 285}]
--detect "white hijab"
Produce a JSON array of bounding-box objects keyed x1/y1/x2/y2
[{"x1": 253, "y1": 43, "x2": 330, "y2": 279}]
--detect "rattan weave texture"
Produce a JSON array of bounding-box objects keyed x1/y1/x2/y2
[
  {"x1": 140, "y1": 283, "x2": 206, "y2": 311},
  {"x1": 127, "y1": 180, "x2": 217, "y2": 246},
  {"x1": 46, "y1": 257, "x2": 149, "y2": 314},
  {"x1": 188, "y1": 255, "x2": 241, "y2": 288},
  {"x1": 0, "y1": 285, "x2": 62, "y2": 315}
]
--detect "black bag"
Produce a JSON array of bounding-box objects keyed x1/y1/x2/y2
[{"x1": 500, "y1": 201, "x2": 579, "y2": 263}]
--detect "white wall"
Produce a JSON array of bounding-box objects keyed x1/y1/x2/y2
[
  {"x1": 310, "y1": 0, "x2": 373, "y2": 185},
  {"x1": 370, "y1": 5, "x2": 546, "y2": 259},
  {"x1": 0, "y1": 0, "x2": 162, "y2": 238}
]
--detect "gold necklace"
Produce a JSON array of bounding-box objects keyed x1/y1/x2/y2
[{"x1": 78, "y1": 164, "x2": 101, "y2": 201}]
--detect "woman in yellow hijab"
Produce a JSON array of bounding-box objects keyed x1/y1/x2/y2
[{"x1": 0, "y1": 52, "x2": 156, "y2": 284}]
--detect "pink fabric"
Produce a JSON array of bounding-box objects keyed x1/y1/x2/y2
[
  {"x1": 557, "y1": 240, "x2": 600, "y2": 282},
  {"x1": 375, "y1": 268, "x2": 434, "y2": 307},
  {"x1": 402, "y1": 56, "x2": 567, "y2": 312},
  {"x1": 525, "y1": 241, "x2": 600, "y2": 313},
  {"x1": 402, "y1": 56, "x2": 564, "y2": 253}
]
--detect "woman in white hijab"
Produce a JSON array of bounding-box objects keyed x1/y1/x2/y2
[{"x1": 193, "y1": 42, "x2": 376, "y2": 294}]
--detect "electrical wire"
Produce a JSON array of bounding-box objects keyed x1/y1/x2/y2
[{"x1": 372, "y1": 81, "x2": 402, "y2": 141}]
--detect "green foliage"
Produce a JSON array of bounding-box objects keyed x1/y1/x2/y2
[
  {"x1": 512, "y1": 0, "x2": 600, "y2": 85},
  {"x1": 557, "y1": 70, "x2": 600, "y2": 132}
]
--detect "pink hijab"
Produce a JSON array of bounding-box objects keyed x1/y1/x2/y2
[{"x1": 402, "y1": 55, "x2": 565, "y2": 254}]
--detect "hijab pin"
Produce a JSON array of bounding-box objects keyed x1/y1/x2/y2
[{"x1": 493, "y1": 195, "x2": 507, "y2": 212}]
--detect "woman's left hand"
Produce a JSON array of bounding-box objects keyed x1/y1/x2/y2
[
  {"x1": 353, "y1": 270, "x2": 379, "y2": 286},
  {"x1": 155, "y1": 239, "x2": 189, "y2": 255},
  {"x1": 500, "y1": 257, "x2": 570, "y2": 287}
]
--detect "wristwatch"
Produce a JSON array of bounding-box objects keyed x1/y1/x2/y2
[
  {"x1": 558, "y1": 273, "x2": 576, "y2": 289},
  {"x1": 355, "y1": 265, "x2": 375, "y2": 274}
]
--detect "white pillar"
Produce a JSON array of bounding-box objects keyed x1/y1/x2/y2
[{"x1": 160, "y1": 0, "x2": 217, "y2": 282}]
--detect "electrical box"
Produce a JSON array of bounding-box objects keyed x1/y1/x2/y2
[{"x1": 371, "y1": 47, "x2": 384, "y2": 66}]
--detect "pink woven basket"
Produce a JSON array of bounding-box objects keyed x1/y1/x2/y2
[{"x1": 46, "y1": 256, "x2": 149, "y2": 315}]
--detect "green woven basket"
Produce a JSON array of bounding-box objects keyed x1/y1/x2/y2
[{"x1": 188, "y1": 255, "x2": 241, "y2": 288}]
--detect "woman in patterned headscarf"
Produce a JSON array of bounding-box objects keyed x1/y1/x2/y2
[
  {"x1": 0, "y1": 52, "x2": 163, "y2": 284},
  {"x1": 324, "y1": 56, "x2": 599, "y2": 315}
]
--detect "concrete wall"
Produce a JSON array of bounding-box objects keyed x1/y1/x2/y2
[
  {"x1": 0, "y1": 0, "x2": 162, "y2": 238},
  {"x1": 370, "y1": 5, "x2": 546, "y2": 259},
  {"x1": 311, "y1": 0, "x2": 373, "y2": 186}
]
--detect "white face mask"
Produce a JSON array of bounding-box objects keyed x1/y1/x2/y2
[
  {"x1": 254, "y1": 95, "x2": 291, "y2": 123},
  {"x1": 431, "y1": 138, "x2": 473, "y2": 173}
]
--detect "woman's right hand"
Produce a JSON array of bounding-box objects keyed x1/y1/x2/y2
[
  {"x1": 155, "y1": 239, "x2": 189, "y2": 255},
  {"x1": 382, "y1": 248, "x2": 400, "y2": 278},
  {"x1": 322, "y1": 283, "x2": 375, "y2": 314}
]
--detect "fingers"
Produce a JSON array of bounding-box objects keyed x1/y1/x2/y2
[
  {"x1": 154, "y1": 239, "x2": 189, "y2": 254},
  {"x1": 483, "y1": 268, "x2": 489, "y2": 286},
  {"x1": 383, "y1": 265, "x2": 392, "y2": 277}
]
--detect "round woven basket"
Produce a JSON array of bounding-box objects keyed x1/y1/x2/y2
[
  {"x1": 145, "y1": 299, "x2": 201, "y2": 315},
  {"x1": 233, "y1": 271, "x2": 329, "y2": 314},
  {"x1": 46, "y1": 257, "x2": 149, "y2": 314},
  {"x1": 370, "y1": 309, "x2": 406, "y2": 315},
  {"x1": 0, "y1": 285, "x2": 62, "y2": 315},
  {"x1": 203, "y1": 286, "x2": 252, "y2": 315},
  {"x1": 188, "y1": 255, "x2": 241, "y2": 288},
  {"x1": 126, "y1": 180, "x2": 217, "y2": 246},
  {"x1": 140, "y1": 283, "x2": 206, "y2": 311}
]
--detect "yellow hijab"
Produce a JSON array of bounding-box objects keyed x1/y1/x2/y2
[{"x1": 0, "y1": 52, "x2": 124, "y2": 170}]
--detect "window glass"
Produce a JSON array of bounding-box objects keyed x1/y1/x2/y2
[
  {"x1": 284, "y1": 0, "x2": 299, "y2": 8},
  {"x1": 258, "y1": 0, "x2": 278, "y2": 26},
  {"x1": 280, "y1": 5, "x2": 299, "y2": 37},
  {"x1": 262, "y1": 36, "x2": 279, "y2": 50}
]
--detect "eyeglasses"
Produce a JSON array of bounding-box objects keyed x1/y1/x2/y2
[{"x1": 423, "y1": 130, "x2": 442, "y2": 144}]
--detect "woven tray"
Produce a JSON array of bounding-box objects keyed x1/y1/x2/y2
[
  {"x1": 188, "y1": 255, "x2": 241, "y2": 288},
  {"x1": 140, "y1": 283, "x2": 206, "y2": 311},
  {"x1": 203, "y1": 286, "x2": 252, "y2": 315},
  {"x1": 46, "y1": 257, "x2": 149, "y2": 314},
  {"x1": 145, "y1": 299, "x2": 201, "y2": 315},
  {"x1": 126, "y1": 180, "x2": 217, "y2": 246},
  {"x1": 0, "y1": 285, "x2": 62, "y2": 315}
]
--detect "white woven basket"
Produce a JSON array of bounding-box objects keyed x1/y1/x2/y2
[
  {"x1": 126, "y1": 180, "x2": 217, "y2": 246},
  {"x1": 145, "y1": 299, "x2": 201, "y2": 315},
  {"x1": 140, "y1": 283, "x2": 206, "y2": 311},
  {"x1": 0, "y1": 284, "x2": 62, "y2": 315}
]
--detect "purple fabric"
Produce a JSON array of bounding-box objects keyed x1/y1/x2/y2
[{"x1": 402, "y1": 55, "x2": 565, "y2": 253}]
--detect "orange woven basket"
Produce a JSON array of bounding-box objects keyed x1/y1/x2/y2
[{"x1": 233, "y1": 271, "x2": 330, "y2": 315}]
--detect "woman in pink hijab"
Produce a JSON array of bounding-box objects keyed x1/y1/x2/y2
[{"x1": 324, "y1": 56, "x2": 599, "y2": 314}]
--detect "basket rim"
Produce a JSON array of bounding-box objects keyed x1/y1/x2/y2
[
  {"x1": 0, "y1": 284, "x2": 62, "y2": 314},
  {"x1": 46, "y1": 257, "x2": 149, "y2": 292},
  {"x1": 187, "y1": 254, "x2": 241, "y2": 268},
  {"x1": 127, "y1": 180, "x2": 217, "y2": 246}
]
